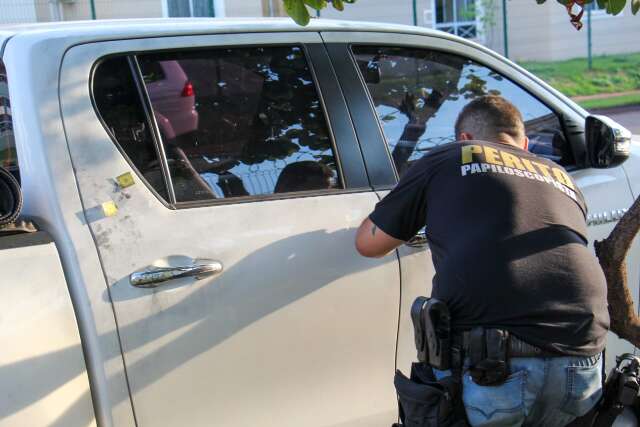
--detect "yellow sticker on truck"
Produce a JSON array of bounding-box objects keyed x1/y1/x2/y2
[
  {"x1": 101, "y1": 201, "x2": 118, "y2": 217},
  {"x1": 116, "y1": 172, "x2": 135, "y2": 189}
]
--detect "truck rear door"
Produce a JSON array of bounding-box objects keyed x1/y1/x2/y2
[{"x1": 59, "y1": 32, "x2": 400, "y2": 427}]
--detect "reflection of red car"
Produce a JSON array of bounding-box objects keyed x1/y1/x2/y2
[{"x1": 144, "y1": 60, "x2": 198, "y2": 140}]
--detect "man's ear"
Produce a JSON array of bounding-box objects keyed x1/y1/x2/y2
[
  {"x1": 459, "y1": 132, "x2": 474, "y2": 141},
  {"x1": 522, "y1": 136, "x2": 529, "y2": 151}
]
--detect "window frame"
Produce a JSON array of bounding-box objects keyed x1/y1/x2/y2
[
  {"x1": 90, "y1": 54, "x2": 174, "y2": 208},
  {"x1": 90, "y1": 41, "x2": 364, "y2": 209},
  {"x1": 348, "y1": 42, "x2": 574, "y2": 181},
  {"x1": 432, "y1": 0, "x2": 478, "y2": 39},
  {"x1": 162, "y1": 0, "x2": 220, "y2": 17}
]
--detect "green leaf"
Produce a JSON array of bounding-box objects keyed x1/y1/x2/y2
[
  {"x1": 536, "y1": 0, "x2": 547, "y2": 4},
  {"x1": 332, "y1": 0, "x2": 345, "y2": 11},
  {"x1": 633, "y1": 0, "x2": 640, "y2": 14},
  {"x1": 303, "y1": 0, "x2": 327, "y2": 9},
  {"x1": 606, "y1": 0, "x2": 625, "y2": 14},
  {"x1": 596, "y1": 0, "x2": 607, "y2": 9},
  {"x1": 284, "y1": 0, "x2": 311, "y2": 25}
]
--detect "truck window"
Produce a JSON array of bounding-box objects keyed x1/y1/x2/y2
[
  {"x1": 352, "y1": 46, "x2": 572, "y2": 178},
  {"x1": 0, "y1": 61, "x2": 18, "y2": 182},
  {"x1": 136, "y1": 46, "x2": 342, "y2": 203},
  {"x1": 93, "y1": 56, "x2": 168, "y2": 200}
]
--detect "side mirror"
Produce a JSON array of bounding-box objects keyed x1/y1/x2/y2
[{"x1": 586, "y1": 115, "x2": 631, "y2": 168}]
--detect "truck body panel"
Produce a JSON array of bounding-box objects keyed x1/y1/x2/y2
[
  {"x1": 3, "y1": 35, "x2": 135, "y2": 427},
  {"x1": 0, "y1": 233, "x2": 95, "y2": 427}
]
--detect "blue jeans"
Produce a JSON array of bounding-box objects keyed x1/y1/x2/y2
[{"x1": 434, "y1": 353, "x2": 603, "y2": 427}]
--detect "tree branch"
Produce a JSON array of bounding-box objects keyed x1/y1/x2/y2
[{"x1": 595, "y1": 195, "x2": 640, "y2": 347}]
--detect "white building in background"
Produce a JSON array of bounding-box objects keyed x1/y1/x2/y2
[
  {"x1": 46, "y1": 0, "x2": 262, "y2": 21},
  {"x1": 0, "y1": 0, "x2": 38, "y2": 24},
  {"x1": 1, "y1": 0, "x2": 638, "y2": 61},
  {"x1": 318, "y1": 0, "x2": 640, "y2": 62}
]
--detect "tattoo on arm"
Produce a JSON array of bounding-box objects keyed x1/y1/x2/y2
[{"x1": 371, "y1": 225, "x2": 377, "y2": 236}]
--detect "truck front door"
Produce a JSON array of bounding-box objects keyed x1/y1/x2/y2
[{"x1": 322, "y1": 31, "x2": 640, "y2": 371}]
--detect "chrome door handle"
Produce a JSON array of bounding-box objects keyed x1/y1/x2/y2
[
  {"x1": 405, "y1": 229, "x2": 428, "y2": 248},
  {"x1": 130, "y1": 260, "x2": 223, "y2": 288}
]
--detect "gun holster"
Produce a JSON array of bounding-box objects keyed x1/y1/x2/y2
[
  {"x1": 400, "y1": 297, "x2": 468, "y2": 426},
  {"x1": 411, "y1": 297, "x2": 451, "y2": 370},
  {"x1": 468, "y1": 327, "x2": 510, "y2": 386}
]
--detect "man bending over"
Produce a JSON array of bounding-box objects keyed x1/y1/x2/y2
[{"x1": 355, "y1": 95, "x2": 608, "y2": 426}]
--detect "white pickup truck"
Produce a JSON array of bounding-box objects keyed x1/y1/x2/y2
[{"x1": 0, "y1": 18, "x2": 639, "y2": 427}]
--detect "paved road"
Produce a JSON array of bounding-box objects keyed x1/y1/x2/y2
[{"x1": 591, "y1": 105, "x2": 640, "y2": 136}]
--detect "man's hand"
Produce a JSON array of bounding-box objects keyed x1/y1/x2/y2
[{"x1": 355, "y1": 217, "x2": 404, "y2": 258}]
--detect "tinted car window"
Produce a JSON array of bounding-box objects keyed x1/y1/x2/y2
[
  {"x1": 141, "y1": 60, "x2": 166, "y2": 84},
  {"x1": 352, "y1": 46, "x2": 572, "y2": 177},
  {"x1": 0, "y1": 61, "x2": 18, "y2": 181},
  {"x1": 93, "y1": 56, "x2": 168, "y2": 200},
  {"x1": 138, "y1": 46, "x2": 342, "y2": 202}
]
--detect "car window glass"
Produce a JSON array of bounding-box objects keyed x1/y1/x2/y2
[
  {"x1": 0, "y1": 61, "x2": 18, "y2": 182},
  {"x1": 352, "y1": 46, "x2": 572, "y2": 177},
  {"x1": 137, "y1": 46, "x2": 342, "y2": 203},
  {"x1": 93, "y1": 56, "x2": 168, "y2": 200},
  {"x1": 141, "y1": 61, "x2": 166, "y2": 84}
]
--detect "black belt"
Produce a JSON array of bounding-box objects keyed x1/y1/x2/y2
[{"x1": 452, "y1": 331, "x2": 559, "y2": 358}]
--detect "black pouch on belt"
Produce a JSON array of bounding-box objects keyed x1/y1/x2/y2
[
  {"x1": 468, "y1": 327, "x2": 510, "y2": 386},
  {"x1": 394, "y1": 363, "x2": 467, "y2": 427}
]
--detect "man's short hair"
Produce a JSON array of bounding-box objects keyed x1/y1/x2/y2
[{"x1": 454, "y1": 95, "x2": 525, "y2": 142}]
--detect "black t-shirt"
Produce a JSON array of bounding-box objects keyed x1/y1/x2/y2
[{"x1": 370, "y1": 140, "x2": 609, "y2": 356}]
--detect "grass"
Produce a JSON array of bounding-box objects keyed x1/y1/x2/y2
[
  {"x1": 519, "y1": 53, "x2": 640, "y2": 98},
  {"x1": 578, "y1": 93, "x2": 640, "y2": 110}
]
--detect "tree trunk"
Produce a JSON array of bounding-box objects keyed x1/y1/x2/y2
[{"x1": 595, "y1": 195, "x2": 640, "y2": 347}]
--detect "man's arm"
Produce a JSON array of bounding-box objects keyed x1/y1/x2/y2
[
  {"x1": 355, "y1": 217, "x2": 404, "y2": 258},
  {"x1": 355, "y1": 154, "x2": 430, "y2": 258}
]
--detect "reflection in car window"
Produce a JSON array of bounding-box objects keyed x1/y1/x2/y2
[
  {"x1": 93, "y1": 56, "x2": 168, "y2": 200},
  {"x1": 352, "y1": 46, "x2": 572, "y2": 177},
  {"x1": 138, "y1": 46, "x2": 341, "y2": 202},
  {"x1": 141, "y1": 60, "x2": 166, "y2": 84}
]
